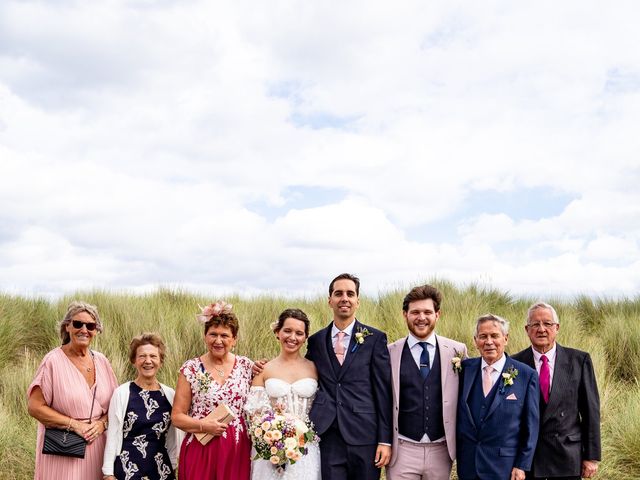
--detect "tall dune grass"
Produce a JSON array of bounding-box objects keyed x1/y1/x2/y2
[{"x1": 1, "y1": 284, "x2": 638, "y2": 479}]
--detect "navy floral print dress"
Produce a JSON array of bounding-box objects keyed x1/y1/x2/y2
[{"x1": 113, "y1": 382, "x2": 175, "y2": 480}]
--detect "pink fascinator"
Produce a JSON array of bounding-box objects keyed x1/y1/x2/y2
[{"x1": 196, "y1": 301, "x2": 233, "y2": 324}]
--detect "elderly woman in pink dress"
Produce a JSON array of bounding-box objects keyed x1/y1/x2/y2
[{"x1": 28, "y1": 301, "x2": 118, "y2": 480}]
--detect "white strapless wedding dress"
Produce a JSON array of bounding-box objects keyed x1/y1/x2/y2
[{"x1": 246, "y1": 378, "x2": 321, "y2": 480}]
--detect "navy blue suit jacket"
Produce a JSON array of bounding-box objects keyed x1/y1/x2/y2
[
  {"x1": 456, "y1": 355, "x2": 540, "y2": 480},
  {"x1": 306, "y1": 320, "x2": 392, "y2": 446}
]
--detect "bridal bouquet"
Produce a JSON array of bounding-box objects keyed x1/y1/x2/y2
[{"x1": 249, "y1": 407, "x2": 319, "y2": 472}]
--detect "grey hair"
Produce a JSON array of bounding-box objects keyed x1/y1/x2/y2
[
  {"x1": 474, "y1": 313, "x2": 510, "y2": 337},
  {"x1": 59, "y1": 301, "x2": 103, "y2": 345},
  {"x1": 527, "y1": 302, "x2": 559, "y2": 324}
]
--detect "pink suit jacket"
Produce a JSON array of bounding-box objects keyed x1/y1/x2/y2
[{"x1": 388, "y1": 335, "x2": 467, "y2": 466}]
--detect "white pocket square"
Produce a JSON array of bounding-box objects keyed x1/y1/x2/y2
[{"x1": 506, "y1": 393, "x2": 517, "y2": 400}]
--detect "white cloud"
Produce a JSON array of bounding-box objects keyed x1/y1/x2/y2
[{"x1": 1, "y1": 0, "x2": 639, "y2": 299}]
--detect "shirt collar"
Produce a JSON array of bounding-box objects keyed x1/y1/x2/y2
[
  {"x1": 407, "y1": 332, "x2": 437, "y2": 349},
  {"x1": 332, "y1": 319, "x2": 356, "y2": 337},
  {"x1": 532, "y1": 343, "x2": 557, "y2": 364},
  {"x1": 481, "y1": 354, "x2": 507, "y2": 373}
]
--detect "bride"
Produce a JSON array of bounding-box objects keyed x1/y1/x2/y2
[{"x1": 246, "y1": 308, "x2": 320, "y2": 480}]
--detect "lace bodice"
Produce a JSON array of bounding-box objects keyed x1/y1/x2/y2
[{"x1": 246, "y1": 378, "x2": 318, "y2": 421}]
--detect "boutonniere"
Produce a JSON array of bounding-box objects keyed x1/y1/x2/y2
[
  {"x1": 500, "y1": 366, "x2": 518, "y2": 393},
  {"x1": 451, "y1": 349, "x2": 466, "y2": 374},
  {"x1": 351, "y1": 327, "x2": 373, "y2": 352}
]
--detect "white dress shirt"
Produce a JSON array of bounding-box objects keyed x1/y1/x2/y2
[
  {"x1": 480, "y1": 354, "x2": 507, "y2": 390},
  {"x1": 331, "y1": 320, "x2": 356, "y2": 361},
  {"x1": 532, "y1": 343, "x2": 557, "y2": 389},
  {"x1": 406, "y1": 332, "x2": 437, "y2": 370}
]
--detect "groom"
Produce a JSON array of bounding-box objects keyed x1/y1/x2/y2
[{"x1": 307, "y1": 273, "x2": 393, "y2": 480}]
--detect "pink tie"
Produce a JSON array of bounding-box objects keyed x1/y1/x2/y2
[
  {"x1": 482, "y1": 366, "x2": 493, "y2": 397},
  {"x1": 540, "y1": 355, "x2": 550, "y2": 403},
  {"x1": 335, "y1": 331, "x2": 346, "y2": 365}
]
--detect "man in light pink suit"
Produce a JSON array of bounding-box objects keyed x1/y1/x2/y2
[{"x1": 386, "y1": 285, "x2": 468, "y2": 480}]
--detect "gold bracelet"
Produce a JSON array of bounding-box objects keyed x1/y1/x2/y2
[
  {"x1": 67, "y1": 417, "x2": 73, "y2": 431},
  {"x1": 199, "y1": 420, "x2": 203, "y2": 433}
]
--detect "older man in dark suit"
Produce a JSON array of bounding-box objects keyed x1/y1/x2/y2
[
  {"x1": 456, "y1": 314, "x2": 539, "y2": 480},
  {"x1": 306, "y1": 273, "x2": 393, "y2": 480},
  {"x1": 512, "y1": 302, "x2": 601, "y2": 479}
]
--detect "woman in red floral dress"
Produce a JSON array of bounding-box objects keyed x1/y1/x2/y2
[{"x1": 172, "y1": 301, "x2": 253, "y2": 480}]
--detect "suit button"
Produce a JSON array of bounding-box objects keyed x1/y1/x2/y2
[
  {"x1": 338, "y1": 383, "x2": 341, "y2": 387},
  {"x1": 338, "y1": 402, "x2": 343, "y2": 406}
]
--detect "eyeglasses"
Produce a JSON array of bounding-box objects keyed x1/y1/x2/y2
[
  {"x1": 71, "y1": 320, "x2": 97, "y2": 331},
  {"x1": 527, "y1": 322, "x2": 558, "y2": 330}
]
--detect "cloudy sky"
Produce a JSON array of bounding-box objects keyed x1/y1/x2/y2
[{"x1": 1, "y1": 1, "x2": 639, "y2": 299}]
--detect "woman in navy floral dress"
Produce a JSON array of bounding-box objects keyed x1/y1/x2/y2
[{"x1": 103, "y1": 334, "x2": 181, "y2": 480}]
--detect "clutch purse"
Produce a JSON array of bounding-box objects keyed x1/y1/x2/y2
[
  {"x1": 42, "y1": 428, "x2": 87, "y2": 458},
  {"x1": 195, "y1": 403, "x2": 236, "y2": 445}
]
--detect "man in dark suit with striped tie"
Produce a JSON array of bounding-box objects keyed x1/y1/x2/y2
[{"x1": 512, "y1": 302, "x2": 601, "y2": 479}]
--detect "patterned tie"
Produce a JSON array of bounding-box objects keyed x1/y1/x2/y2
[
  {"x1": 540, "y1": 354, "x2": 550, "y2": 403},
  {"x1": 482, "y1": 366, "x2": 494, "y2": 397},
  {"x1": 418, "y1": 342, "x2": 430, "y2": 379},
  {"x1": 335, "y1": 331, "x2": 346, "y2": 365}
]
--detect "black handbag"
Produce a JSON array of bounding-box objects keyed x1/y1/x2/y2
[
  {"x1": 42, "y1": 377, "x2": 97, "y2": 458},
  {"x1": 42, "y1": 428, "x2": 87, "y2": 458}
]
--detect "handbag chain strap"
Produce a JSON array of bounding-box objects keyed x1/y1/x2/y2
[
  {"x1": 66, "y1": 350, "x2": 98, "y2": 432},
  {"x1": 86, "y1": 350, "x2": 98, "y2": 423}
]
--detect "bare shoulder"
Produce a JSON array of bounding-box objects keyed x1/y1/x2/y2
[
  {"x1": 261, "y1": 358, "x2": 280, "y2": 378},
  {"x1": 303, "y1": 358, "x2": 318, "y2": 378}
]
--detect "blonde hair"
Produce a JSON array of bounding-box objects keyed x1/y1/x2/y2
[{"x1": 58, "y1": 301, "x2": 103, "y2": 345}]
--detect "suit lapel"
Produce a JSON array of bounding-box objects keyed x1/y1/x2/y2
[
  {"x1": 543, "y1": 344, "x2": 571, "y2": 424},
  {"x1": 485, "y1": 357, "x2": 512, "y2": 421},
  {"x1": 320, "y1": 323, "x2": 341, "y2": 377},
  {"x1": 437, "y1": 336, "x2": 451, "y2": 391},
  {"x1": 389, "y1": 338, "x2": 406, "y2": 408},
  {"x1": 462, "y1": 359, "x2": 479, "y2": 430},
  {"x1": 337, "y1": 320, "x2": 361, "y2": 380},
  {"x1": 519, "y1": 347, "x2": 535, "y2": 370}
]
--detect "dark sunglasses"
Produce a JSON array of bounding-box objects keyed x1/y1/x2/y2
[{"x1": 71, "y1": 320, "x2": 97, "y2": 331}]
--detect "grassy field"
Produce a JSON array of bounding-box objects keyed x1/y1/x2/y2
[{"x1": 1, "y1": 282, "x2": 639, "y2": 479}]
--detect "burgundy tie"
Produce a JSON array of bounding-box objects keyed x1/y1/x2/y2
[{"x1": 540, "y1": 354, "x2": 550, "y2": 403}]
